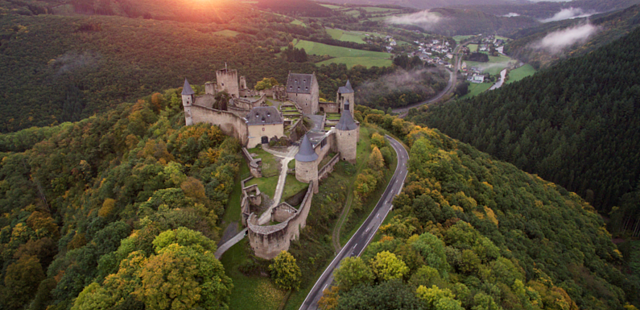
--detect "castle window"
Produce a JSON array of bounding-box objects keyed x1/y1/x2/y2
[{"x1": 221, "y1": 83, "x2": 224, "y2": 86}]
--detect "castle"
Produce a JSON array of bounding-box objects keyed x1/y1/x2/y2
[{"x1": 182, "y1": 66, "x2": 359, "y2": 259}]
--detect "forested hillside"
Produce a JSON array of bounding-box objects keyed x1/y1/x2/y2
[
  {"x1": 410, "y1": 27, "x2": 640, "y2": 216},
  {"x1": 460, "y1": 0, "x2": 640, "y2": 19},
  {"x1": 505, "y1": 5, "x2": 640, "y2": 69},
  {"x1": 322, "y1": 109, "x2": 639, "y2": 310},
  {"x1": 0, "y1": 86, "x2": 242, "y2": 309}
]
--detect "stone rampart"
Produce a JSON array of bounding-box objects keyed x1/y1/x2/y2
[
  {"x1": 190, "y1": 105, "x2": 249, "y2": 146},
  {"x1": 247, "y1": 181, "x2": 315, "y2": 259},
  {"x1": 319, "y1": 152, "x2": 340, "y2": 180},
  {"x1": 241, "y1": 147, "x2": 262, "y2": 178}
]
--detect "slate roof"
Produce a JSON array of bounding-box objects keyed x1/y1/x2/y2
[
  {"x1": 286, "y1": 73, "x2": 314, "y2": 94},
  {"x1": 182, "y1": 78, "x2": 195, "y2": 95},
  {"x1": 338, "y1": 80, "x2": 354, "y2": 94},
  {"x1": 295, "y1": 134, "x2": 319, "y2": 162},
  {"x1": 335, "y1": 106, "x2": 358, "y2": 131},
  {"x1": 245, "y1": 107, "x2": 283, "y2": 126}
]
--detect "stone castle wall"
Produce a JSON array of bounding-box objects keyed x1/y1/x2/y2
[
  {"x1": 247, "y1": 181, "x2": 315, "y2": 259},
  {"x1": 216, "y1": 69, "x2": 240, "y2": 98},
  {"x1": 190, "y1": 105, "x2": 249, "y2": 146}
]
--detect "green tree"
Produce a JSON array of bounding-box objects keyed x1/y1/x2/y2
[
  {"x1": 3, "y1": 255, "x2": 46, "y2": 309},
  {"x1": 255, "y1": 77, "x2": 279, "y2": 91},
  {"x1": 371, "y1": 133, "x2": 386, "y2": 149},
  {"x1": 370, "y1": 251, "x2": 409, "y2": 282},
  {"x1": 369, "y1": 146, "x2": 385, "y2": 170},
  {"x1": 416, "y1": 285, "x2": 462, "y2": 310},
  {"x1": 269, "y1": 251, "x2": 302, "y2": 291},
  {"x1": 334, "y1": 256, "x2": 374, "y2": 292}
]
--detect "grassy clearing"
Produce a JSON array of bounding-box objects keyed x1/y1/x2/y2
[
  {"x1": 220, "y1": 162, "x2": 250, "y2": 228},
  {"x1": 468, "y1": 44, "x2": 479, "y2": 52},
  {"x1": 506, "y1": 64, "x2": 537, "y2": 84},
  {"x1": 246, "y1": 175, "x2": 279, "y2": 199},
  {"x1": 466, "y1": 54, "x2": 514, "y2": 75},
  {"x1": 282, "y1": 174, "x2": 309, "y2": 202},
  {"x1": 326, "y1": 28, "x2": 343, "y2": 40},
  {"x1": 344, "y1": 10, "x2": 360, "y2": 17},
  {"x1": 319, "y1": 152, "x2": 337, "y2": 168},
  {"x1": 326, "y1": 113, "x2": 340, "y2": 120},
  {"x1": 319, "y1": 4, "x2": 342, "y2": 9},
  {"x1": 220, "y1": 239, "x2": 287, "y2": 310},
  {"x1": 461, "y1": 83, "x2": 492, "y2": 100},
  {"x1": 361, "y1": 7, "x2": 400, "y2": 12},
  {"x1": 291, "y1": 19, "x2": 306, "y2": 27},
  {"x1": 293, "y1": 39, "x2": 392, "y2": 68},
  {"x1": 212, "y1": 30, "x2": 239, "y2": 37},
  {"x1": 318, "y1": 57, "x2": 392, "y2": 68},
  {"x1": 453, "y1": 35, "x2": 475, "y2": 44},
  {"x1": 247, "y1": 147, "x2": 280, "y2": 177}
]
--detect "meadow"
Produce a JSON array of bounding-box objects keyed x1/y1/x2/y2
[
  {"x1": 461, "y1": 82, "x2": 493, "y2": 100},
  {"x1": 506, "y1": 64, "x2": 537, "y2": 84},
  {"x1": 466, "y1": 53, "x2": 514, "y2": 75},
  {"x1": 294, "y1": 39, "x2": 392, "y2": 68}
]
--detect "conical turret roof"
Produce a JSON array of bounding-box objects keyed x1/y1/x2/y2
[
  {"x1": 295, "y1": 134, "x2": 319, "y2": 162},
  {"x1": 338, "y1": 80, "x2": 354, "y2": 94},
  {"x1": 335, "y1": 105, "x2": 358, "y2": 131},
  {"x1": 182, "y1": 78, "x2": 195, "y2": 95}
]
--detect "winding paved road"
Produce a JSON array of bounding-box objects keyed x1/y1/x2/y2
[
  {"x1": 393, "y1": 45, "x2": 463, "y2": 118},
  {"x1": 299, "y1": 135, "x2": 409, "y2": 310}
]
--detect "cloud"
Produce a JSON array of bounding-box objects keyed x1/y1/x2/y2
[
  {"x1": 386, "y1": 10, "x2": 443, "y2": 30},
  {"x1": 541, "y1": 7, "x2": 596, "y2": 22},
  {"x1": 531, "y1": 23, "x2": 599, "y2": 54},
  {"x1": 355, "y1": 68, "x2": 442, "y2": 105},
  {"x1": 503, "y1": 13, "x2": 521, "y2": 17}
]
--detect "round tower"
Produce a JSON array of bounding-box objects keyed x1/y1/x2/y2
[
  {"x1": 295, "y1": 134, "x2": 319, "y2": 186},
  {"x1": 335, "y1": 109, "x2": 359, "y2": 164},
  {"x1": 337, "y1": 80, "x2": 355, "y2": 117},
  {"x1": 182, "y1": 78, "x2": 195, "y2": 126}
]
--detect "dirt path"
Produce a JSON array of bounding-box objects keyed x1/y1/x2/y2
[
  {"x1": 331, "y1": 191, "x2": 354, "y2": 253},
  {"x1": 257, "y1": 145, "x2": 298, "y2": 225}
]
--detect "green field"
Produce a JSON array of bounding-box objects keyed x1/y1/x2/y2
[
  {"x1": 461, "y1": 82, "x2": 492, "y2": 100},
  {"x1": 468, "y1": 44, "x2": 479, "y2": 52},
  {"x1": 281, "y1": 174, "x2": 309, "y2": 202},
  {"x1": 453, "y1": 35, "x2": 475, "y2": 44},
  {"x1": 344, "y1": 10, "x2": 360, "y2": 16},
  {"x1": 212, "y1": 30, "x2": 240, "y2": 37},
  {"x1": 293, "y1": 39, "x2": 392, "y2": 68},
  {"x1": 246, "y1": 175, "x2": 279, "y2": 199},
  {"x1": 319, "y1": 4, "x2": 342, "y2": 9},
  {"x1": 290, "y1": 19, "x2": 306, "y2": 27},
  {"x1": 506, "y1": 64, "x2": 537, "y2": 84},
  {"x1": 361, "y1": 7, "x2": 400, "y2": 12},
  {"x1": 466, "y1": 54, "x2": 513, "y2": 75}
]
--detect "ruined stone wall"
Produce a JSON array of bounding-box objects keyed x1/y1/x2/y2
[
  {"x1": 318, "y1": 102, "x2": 340, "y2": 113},
  {"x1": 190, "y1": 105, "x2": 249, "y2": 146},
  {"x1": 319, "y1": 153, "x2": 340, "y2": 180},
  {"x1": 247, "y1": 181, "x2": 315, "y2": 259},
  {"x1": 216, "y1": 69, "x2": 240, "y2": 98},
  {"x1": 242, "y1": 147, "x2": 262, "y2": 178}
]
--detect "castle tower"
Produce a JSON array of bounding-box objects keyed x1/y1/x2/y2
[
  {"x1": 336, "y1": 80, "x2": 355, "y2": 117},
  {"x1": 335, "y1": 108, "x2": 359, "y2": 163},
  {"x1": 216, "y1": 65, "x2": 240, "y2": 98},
  {"x1": 182, "y1": 78, "x2": 195, "y2": 126},
  {"x1": 295, "y1": 134, "x2": 319, "y2": 190}
]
